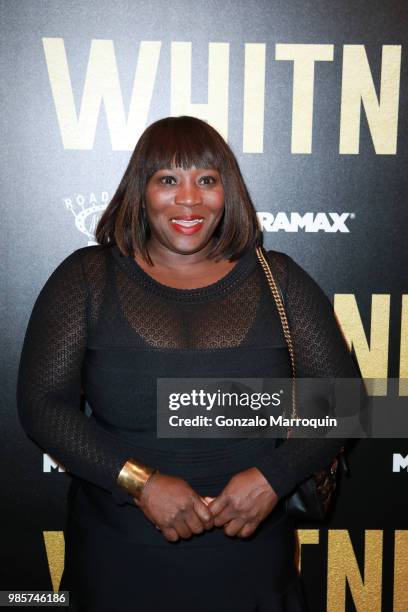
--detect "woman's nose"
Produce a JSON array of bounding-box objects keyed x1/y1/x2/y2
[{"x1": 174, "y1": 182, "x2": 202, "y2": 206}]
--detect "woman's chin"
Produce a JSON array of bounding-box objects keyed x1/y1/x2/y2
[{"x1": 161, "y1": 233, "x2": 214, "y2": 254}]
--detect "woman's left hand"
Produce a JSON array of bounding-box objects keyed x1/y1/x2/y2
[{"x1": 203, "y1": 467, "x2": 279, "y2": 538}]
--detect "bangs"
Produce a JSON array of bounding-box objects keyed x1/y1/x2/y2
[{"x1": 140, "y1": 116, "x2": 226, "y2": 179}]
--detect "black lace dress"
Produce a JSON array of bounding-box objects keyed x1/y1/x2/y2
[{"x1": 17, "y1": 244, "x2": 360, "y2": 611}]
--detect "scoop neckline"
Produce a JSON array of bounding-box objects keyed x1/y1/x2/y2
[{"x1": 110, "y1": 244, "x2": 257, "y2": 300}]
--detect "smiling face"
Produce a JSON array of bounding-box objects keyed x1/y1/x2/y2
[{"x1": 144, "y1": 165, "x2": 225, "y2": 255}]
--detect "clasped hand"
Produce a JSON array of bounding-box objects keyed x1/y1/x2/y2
[{"x1": 134, "y1": 467, "x2": 279, "y2": 542}]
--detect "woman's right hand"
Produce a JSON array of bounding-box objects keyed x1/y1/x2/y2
[{"x1": 133, "y1": 473, "x2": 215, "y2": 542}]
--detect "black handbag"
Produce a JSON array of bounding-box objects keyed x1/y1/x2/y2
[{"x1": 255, "y1": 245, "x2": 348, "y2": 520}]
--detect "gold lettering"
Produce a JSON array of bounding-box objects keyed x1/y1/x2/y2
[
  {"x1": 393, "y1": 530, "x2": 408, "y2": 611},
  {"x1": 327, "y1": 529, "x2": 383, "y2": 611},
  {"x1": 171, "y1": 42, "x2": 229, "y2": 140},
  {"x1": 43, "y1": 531, "x2": 65, "y2": 592},
  {"x1": 334, "y1": 294, "x2": 390, "y2": 395},
  {"x1": 42, "y1": 38, "x2": 161, "y2": 150},
  {"x1": 243, "y1": 44, "x2": 266, "y2": 153},
  {"x1": 296, "y1": 529, "x2": 320, "y2": 573},
  {"x1": 339, "y1": 45, "x2": 401, "y2": 154},
  {"x1": 399, "y1": 296, "x2": 408, "y2": 396},
  {"x1": 275, "y1": 44, "x2": 334, "y2": 154}
]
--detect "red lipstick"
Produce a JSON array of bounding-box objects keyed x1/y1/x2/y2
[{"x1": 169, "y1": 215, "x2": 205, "y2": 235}]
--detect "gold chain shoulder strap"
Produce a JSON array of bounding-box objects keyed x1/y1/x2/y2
[
  {"x1": 255, "y1": 245, "x2": 297, "y2": 433},
  {"x1": 256, "y1": 246, "x2": 346, "y2": 481}
]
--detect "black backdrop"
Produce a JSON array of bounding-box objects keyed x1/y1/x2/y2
[{"x1": 2, "y1": 1, "x2": 407, "y2": 610}]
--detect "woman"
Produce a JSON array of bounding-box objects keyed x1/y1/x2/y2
[{"x1": 17, "y1": 116, "x2": 361, "y2": 611}]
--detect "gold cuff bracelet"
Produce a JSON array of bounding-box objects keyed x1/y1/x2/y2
[{"x1": 116, "y1": 459, "x2": 158, "y2": 500}]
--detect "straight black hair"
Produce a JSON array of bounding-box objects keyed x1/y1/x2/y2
[{"x1": 95, "y1": 116, "x2": 262, "y2": 263}]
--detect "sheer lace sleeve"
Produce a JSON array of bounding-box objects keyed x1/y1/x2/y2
[
  {"x1": 255, "y1": 250, "x2": 363, "y2": 499},
  {"x1": 16, "y1": 248, "x2": 144, "y2": 505}
]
